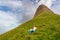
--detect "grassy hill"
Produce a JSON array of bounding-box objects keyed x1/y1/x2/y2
[{"x1": 0, "y1": 5, "x2": 60, "y2": 40}]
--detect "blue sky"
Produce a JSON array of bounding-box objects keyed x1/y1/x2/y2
[{"x1": 0, "y1": 0, "x2": 60, "y2": 34}]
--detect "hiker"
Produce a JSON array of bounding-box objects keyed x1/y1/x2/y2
[
  {"x1": 29, "y1": 26, "x2": 37, "y2": 34},
  {"x1": 33, "y1": 27, "x2": 37, "y2": 32}
]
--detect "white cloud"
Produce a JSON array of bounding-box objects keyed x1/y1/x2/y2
[
  {"x1": 38, "y1": 0, "x2": 57, "y2": 8},
  {"x1": 0, "y1": 0, "x2": 27, "y2": 34},
  {"x1": 0, "y1": 1, "x2": 22, "y2": 9},
  {"x1": 51, "y1": 4, "x2": 60, "y2": 14},
  {"x1": 0, "y1": 11, "x2": 21, "y2": 34},
  {"x1": 50, "y1": 0, "x2": 60, "y2": 14}
]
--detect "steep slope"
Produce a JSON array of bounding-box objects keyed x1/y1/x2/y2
[
  {"x1": 34, "y1": 4, "x2": 54, "y2": 17},
  {"x1": 0, "y1": 5, "x2": 60, "y2": 40}
]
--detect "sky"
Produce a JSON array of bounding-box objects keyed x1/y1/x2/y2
[{"x1": 0, "y1": 0, "x2": 60, "y2": 34}]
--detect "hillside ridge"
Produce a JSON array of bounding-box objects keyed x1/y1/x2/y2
[{"x1": 34, "y1": 4, "x2": 54, "y2": 17}]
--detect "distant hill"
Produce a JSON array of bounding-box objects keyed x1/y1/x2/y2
[{"x1": 0, "y1": 4, "x2": 60, "y2": 40}]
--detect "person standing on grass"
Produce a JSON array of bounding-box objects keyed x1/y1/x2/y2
[
  {"x1": 33, "y1": 26, "x2": 37, "y2": 32},
  {"x1": 29, "y1": 25, "x2": 37, "y2": 34}
]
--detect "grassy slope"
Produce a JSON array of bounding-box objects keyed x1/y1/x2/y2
[{"x1": 0, "y1": 11, "x2": 60, "y2": 40}]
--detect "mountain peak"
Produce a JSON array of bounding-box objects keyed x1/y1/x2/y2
[
  {"x1": 34, "y1": 4, "x2": 53, "y2": 17},
  {"x1": 38, "y1": 4, "x2": 48, "y2": 9}
]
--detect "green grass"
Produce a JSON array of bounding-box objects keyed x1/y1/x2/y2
[{"x1": 0, "y1": 11, "x2": 60, "y2": 40}]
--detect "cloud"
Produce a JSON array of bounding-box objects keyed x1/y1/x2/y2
[
  {"x1": 51, "y1": 0, "x2": 60, "y2": 14},
  {"x1": 0, "y1": 0, "x2": 36, "y2": 34},
  {"x1": 37, "y1": 0, "x2": 56, "y2": 8},
  {"x1": 0, "y1": 11, "x2": 20, "y2": 34},
  {"x1": 0, "y1": 0, "x2": 23, "y2": 9},
  {"x1": 0, "y1": 0, "x2": 24, "y2": 34}
]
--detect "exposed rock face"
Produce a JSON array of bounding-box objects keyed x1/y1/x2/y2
[{"x1": 34, "y1": 4, "x2": 54, "y2": 17}]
